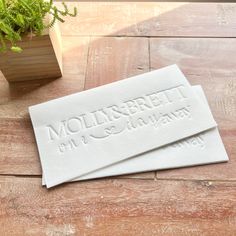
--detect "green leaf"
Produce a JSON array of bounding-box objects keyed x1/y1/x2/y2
[
  {"x1": 11, "y1": 45, "x2": 22, "y2": 53},
  {"x1": 0, "y1": 0, "x2": 77, "y2": 53},
  {"x1": 16, "y1": 14, "x2": 24, "y2": 26}
]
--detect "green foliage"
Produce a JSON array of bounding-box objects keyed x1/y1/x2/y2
[{"x1": 0, "y1": 0, "x2": 77, "y2": 53}]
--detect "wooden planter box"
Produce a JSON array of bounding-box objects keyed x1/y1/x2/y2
[{"x1": 0, "y1": 22, "x2": 62, "y2": 82}]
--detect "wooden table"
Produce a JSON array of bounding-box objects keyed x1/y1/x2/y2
[{"x1": 1, "y1": 2, "x2": 236, "y2": 235}]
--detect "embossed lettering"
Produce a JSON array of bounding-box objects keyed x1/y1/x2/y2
[
  {"x1": 67, "y1": 117, "x2": 83, "y2": 133},
  {"x1": 164, "y1": 85, "x2": 187, "y2": 102},
  {"x1": 172, "y1": 135, "x2": 205, "y2": 149},
  {"x1": 79, "y1": 114, "x2": 96, "y2": 128},
  {"x1": 91, "y1": 109, "x2": 111, "y2": 125},
  {"x1": 124, "y1": 100, "x2": 139, "y2": 114},
  {"x1": 134, "y1": 97, "x2": 153, "y2": 111},
  {"x1": 108, "y1": 105, "x2": 129, "y2": 119},
  {"x1": 147, "y1": 92, "x2": 170, "y2": 107},
  {"x1": 46, "y1": 85, "x2": 191, "y2": 155},
  {"x1": 47, "y1": 121, "x2": 68, "y2": 141}
]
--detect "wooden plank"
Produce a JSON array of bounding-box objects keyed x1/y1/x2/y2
[
  {"x1": 85, "y1": 36, "x2": 150, "y2": 89},
  {"x1": 0, "y1": 75, "x2": 85, "y2": 119},
  {"x1": 0, "y1": 118, "x2": 41, "y2": 175},
  {"x1": 150, "y1": 37, "x2": 236, "y2": 180},
  {"x1": 1, "y1": 176, "x2": 236, "y2": 235},
  {"x1": 58, "y1": 2, "x2": 236, "y2": 37}
]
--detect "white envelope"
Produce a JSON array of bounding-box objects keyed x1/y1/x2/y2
[
  {"x1": 42, "y1": 85, "x2": 228, "y2": 185},
  {"x1": 29, "y1": 65, "x2": 217, "y2": 188}
]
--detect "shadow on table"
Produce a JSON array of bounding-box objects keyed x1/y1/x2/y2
[
  {"x1": 1, "y1": 1, "x2": 230, "y2": 100},
  {"x1": 0, "y1": 2, "x2": 190, "y2": 100}
]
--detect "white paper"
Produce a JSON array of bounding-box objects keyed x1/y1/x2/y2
[
  {"x1": 42, "y1": 85, "x2": 228, "y2": 185},
  {"x1": 29, "y1": 65, "x2": 217, "y2": 188}
]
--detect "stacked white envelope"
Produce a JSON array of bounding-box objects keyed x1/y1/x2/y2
[{"x1": 29, "y1": 65, "x2": 228, "y2": 188}]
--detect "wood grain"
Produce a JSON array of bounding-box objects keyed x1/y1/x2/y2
[
  {"x1": 85, "y1": 37, "x2": 149, "y2": 89},
  {"x1": 0, "y1": 27, "x2": 62, "y2": 82},
  {"x1": 150, "y1": 38, "x2": 236, "y2": 181},
  {"x1": 1, "y1": 176, "x2": 236, "y2": 236},
  {"x1": 57, "y1": 2, "x2": 236, "y2": 37},
  {"x1": 150, "y1": 38, "x2": 236, "y2": 129}
]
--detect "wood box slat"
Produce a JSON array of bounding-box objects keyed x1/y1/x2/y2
[{"x1": 0, "y1": 24, "x2": 62, "y2": 82}]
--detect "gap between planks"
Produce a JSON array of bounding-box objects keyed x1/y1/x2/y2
[
  {"x1": 1, "y1": 174, "x2": 236, "y2": 184},
  {"x1": 84, "y1": 36, "x2": 91, "y2": 90},
  {"x1": 59, "y1": 35, "x2": 236, "y2": 39}
]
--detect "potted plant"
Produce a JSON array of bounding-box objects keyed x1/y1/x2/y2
[{"x1": 0, "y1": 0, "x2": 77, "y2": 82}]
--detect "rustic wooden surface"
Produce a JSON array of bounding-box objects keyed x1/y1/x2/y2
[{"x1": 0, "y1": 2, "x2": 236, "y2": 235}]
